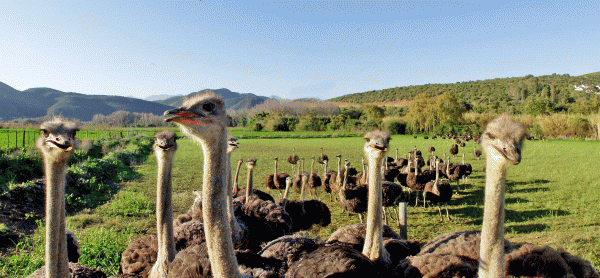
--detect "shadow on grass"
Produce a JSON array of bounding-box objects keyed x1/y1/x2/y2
[
  {"x1": 505, "y1": 197, "x2": 531, "y2": 204},
  {"x1": 506, "y1": 223, "x2": 549, "y2": 234},
  {"x1": 505, "y1": 209, "x2": 570, "y2": 222}
]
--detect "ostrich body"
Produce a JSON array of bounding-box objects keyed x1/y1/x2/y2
[
  {"x1": 474, "y1": 147, "x2": 482, "y2": 160},
  {"x1": 149, "y1": 131, "x2": 178, "y2": 278},
  {"x1": 287, "y1": 148, "x2": 299, "y2": 173},
  {"x1": 405, "y1": 157, "x2": 433, "y2": 207},
  {"x1": 338, "y1": 159, "x2": 368, "y2": 223},
  {"x1": 265, "y1": 157, "x2": 289, "y2": 192},
  {"x1": 307, "y1": 157, "x2": 322, "y2": 199},
  {"x1": 231, "y1": 158, "x2": 243, "y2": 197},
  {"x1": 423, "y1": 160, "x2": 452, "y2": 222},
  {"x1": 164, "y1": 93, "x2": 241, "y2": 278},
  {"x1": 450, "y1": 144, "x2": 458, "y2": 157},
  {"x1": 28, "y1": 118, "x2": 105, "y2": 278},
  {"x1": 277, "y1": 176, "x2": 331, "y2": 232}
]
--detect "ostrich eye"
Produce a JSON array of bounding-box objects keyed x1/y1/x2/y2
[
  {"x1": 41, "y1": 129, "x2": 49, "y2": 137},
  {"x1": 365, "y1": 138, "x2": 370, "y2": 142},
  {"x1": 202, "y1": 102, "x2": 215, "y2": 112}
]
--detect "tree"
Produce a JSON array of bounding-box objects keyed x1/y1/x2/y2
[{"x1": 362, "y1": 104, "x2": 384, "y2": 120}]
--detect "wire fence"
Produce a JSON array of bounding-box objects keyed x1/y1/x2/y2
[{"x1": 0, "y1": 129, "x2": 160, "y2": 148}]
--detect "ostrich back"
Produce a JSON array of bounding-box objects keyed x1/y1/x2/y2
[
  {"x1": 120, "y1": 234, "x2": 158, "y2": 277},
  {"x1": 259, "y1": 234, "x2": 320, "y2": 270},
  {"x1": 27, "y1": 263, "x2": 107, "y2": 278},
  {"x1": 382, "y1": 181, "x2": 404, "y2": 207},
  {"x1": 338, "y1": 183, "x2": 368, "y2": 214},
  {"x1": 326, "y1": 223, "x2": 402, "y2": 251},
  {"x1": 284, "y1": 244, "x2": 376, "y2": 277},
  {"x1": 266, "y1": 173, "x2": 290, "y2": 190},
  {"x1": 384, "y1": 166, "x2": 401, "y2": 182},
  {"x1": 450, "y1": 144, "x2": 459, "y2": 155},
  {"x1": 423, "y1": 180, "x2": 452, "y2": 204},
  {"x1": 233, "y1": 188, "x2": 275, "y2": 203},
  {"x1": 405, "y1": 172, "x2": 432, "y2": 191},
  {"x1": 239, "y1": 197, "x2": 293, "y2": 252},
  {"x1": 308, "y1": 173, "x2": 322, "y2": 189}
]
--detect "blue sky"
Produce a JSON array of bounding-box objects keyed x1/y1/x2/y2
[{"x1": 1, "y1": 0, "x2": 599, "y2": 100}]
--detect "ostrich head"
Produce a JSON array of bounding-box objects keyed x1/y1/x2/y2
[
  {"x1": 480, "y1": 114, "x2": 527, "y2": 166},
  {"x1": 153, "y1": 130, "x2": 178, "y2": 160},
  {"x1": 363, "y1": 130, "x2": 391, "y2": 160},
  {"x1": 164, "y1": 92, "x2": 227, "y2": 143},
  {"x1": 246, "y1": 157, "x2": 257, "y2": 169},
  {"x1": 36, "y1": 118, "x2": 79, "y2": 163},
  {"x1": 227, "y1": 135, "x2": 239, "y2": 154}
]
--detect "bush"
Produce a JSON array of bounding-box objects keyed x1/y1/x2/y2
[
  {"x1": 383, "y1": 120, "x2": 406, "y2": 135},
  {"x1": 363, "y1": 119, "x2": 381, "y2": 130},
  {"x1": 252, "y1": 123, "x2": 263, "y2": 131}
]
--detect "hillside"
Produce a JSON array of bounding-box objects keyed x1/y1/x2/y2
[
  {"x1": 0, "y1": 83, "x2": 175, "y2": 121},
  {"x1": 330, "y1": 72, "x2": 600, "y2": 108},
  {"x1": 155, "y1": 88, "x2": 269, "y2": 110}
]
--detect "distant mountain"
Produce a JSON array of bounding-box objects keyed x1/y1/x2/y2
[
  {"x1": 144, "y1": 94, "x2": 174, "y2": 101},
  {"x1": 0, "y1": 82, "x2": 175, "y2": 121},
  {"x1": 154, "y1": 88, "x2": 269, "y2": 110}
]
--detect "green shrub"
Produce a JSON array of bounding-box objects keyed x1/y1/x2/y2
[
  {"x1": 253, "y1": 123, "x2": 263, "y2": 131},
  {"x1": 383, "y1": 120, "x2": 406, "y2": 135},
  {"x1": 363, "y1": 119, "x2": 381, "y2": 130}
]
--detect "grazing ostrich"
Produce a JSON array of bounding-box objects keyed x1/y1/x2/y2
[
  {"x1": 164, "y1": 92, "x2": 281, "y2": 277},
  {"x1": 307, "y1": 157, "x2": 322, "y2": 199},
  {"x1": 423, "y1": 160, "x2": 452, "y2": 222},
  {"x1": 395, "y1": 114, "x2": 600, "y2": 278},
  {"x1": 287, "y1": 148, "x2": 299, "y2": 173},
  {"x1": 28, "y1": 118, "x2": 105, "y2": 278},
  {"x1": 338, "y1": 159, "x2": 368, "y2": 223},
  {"x1": 265, "y1": 157, "x2": 289, "y2": 195},
  {"x1": 449, "y1": 144, "x2": 459, "y2": 157}
]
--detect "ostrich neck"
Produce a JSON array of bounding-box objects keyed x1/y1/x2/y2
[
  {"x1": 151, "y1": 152, "x2": 176, "y2": 278},
  {"x1": 478, "y1": 150, "x2": 508, "y2": 278},
  {"x1": 336, "y1": 158, "x2": 342, "y2": 184},
  {"x1": 199, "y1": 132, "x2": 241, "y2": 278},
  {"x1": 43, "y1": 156, "x2": 69, "y2": 278},
  {"x1": 245, "y1": 167, "x2": 254, "y2": 202},
  {"x1": 233, "y1": 161, "x2": 242, "y2": 193},
  {"x1": 362, "y1": 151, "x2": 390, "y2": 265},
  {"x1": 282, "y1": 182, "x2": 291, "y2": 208}
]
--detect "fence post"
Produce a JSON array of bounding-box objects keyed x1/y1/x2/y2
[
  {"x1": 15, "y1": 130, "x2": 18, "y2": 148},
  {"x1": 397, "y1": 202, "x2": 408, "y2": 240},
  {"x1": 22, "y1": 130, "x2": 25, "y2": 147}
]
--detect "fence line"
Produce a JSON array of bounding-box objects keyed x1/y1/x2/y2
[{"x1": 0, "y1": 129, "x2": 159, "y2": 148}]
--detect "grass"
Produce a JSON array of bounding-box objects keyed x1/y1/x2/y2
[{"x1": 1, "y1": 134, "x2": 600, "y2": 276}]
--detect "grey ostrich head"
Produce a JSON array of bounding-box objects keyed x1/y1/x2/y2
[
  {"x1": 153, "y1": 130, "x2": 178, "y2": 151},
  {"x1": 227, "y1": 135, "x2": 239, "y2": 154},
  {"x1": 37, "y1": 118, "x2": 79, "y2": 162},
  {"x1": 164, "y1": 92, "x2": 227, "y2": 141},
  {"x1": 363, "y1": 130, "x2": 391, "y2": 159},
  {"x1": 480, "y1": 114, "x2": 527, "y2": 165},
  {"x1": 246, "y1": 157, "x2": 257, "y2": 169}
]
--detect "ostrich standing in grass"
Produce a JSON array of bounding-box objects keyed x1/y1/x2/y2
[
  {"x1": 396, "y1": 114, "x2": 600, "y2": 278},
  {"x1": 307, "y1": 157, "x2": 322, "y2": 199},
  {"x1": 265, "y1": 157, "x2": 289, "y2": 196},
  {"x1": 423, "y1": 160, "x2": 452, "y2": 223},
  {"x1": 287, "y1": 148, "x2": 299, "y2": 173},
  {"x1": 339, "y1": 159, "x2": 368, "y2": 223},
  {"x1": 28, "y1": 118, "x2": 105, "y2": 278}
]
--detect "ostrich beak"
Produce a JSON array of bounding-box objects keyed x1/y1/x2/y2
[{"x1": 164, "y1": 107, "x2": 205, "y2": 124}]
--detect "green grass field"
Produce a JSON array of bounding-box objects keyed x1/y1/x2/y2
[{"x1": 2, "y1": 134, "x2": 600, "y2": 277}]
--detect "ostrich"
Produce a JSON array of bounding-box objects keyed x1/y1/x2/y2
[
  {"x1": 28, "y1": 118, "x2": 105, "y2": 278},
  {"x1": 405, "y1": 156, "x2": 434, "y2": 207},
  {"x1": 395, "y1": 114, "x2": 600, "y2": 278},
  {"x1": 316, "y1": 147, "x2": 328, "y2": 168},
  {"x1": 149, "y1": 131, "x2": 178, "y2": 278},
  {"x1": 382, "y1": 179, "x2": 404, "y2": 226},
  {"x1": 164, "y1": 92, "x2": 275, "y2": 277},
  {"x1": 321, "y1": 155, "x2": 335, "y2": 201},
  {"x1": 459, "y1": 153, "x2": 473, "y2": 184},
  {"x1": 235, "y1": 157, "x2": 274, "y2": 204},
  {"x1": 292, "y1": 158, "x2": 304, "y2": 194},
  {"x1": 276, "y1": 175, "x2": 331, "y2": 232},
  {"x1": 338, "y1": 159, "x2": 368, "y2": 223},
  {"x1": 449, "y1": 144, "x2": 458, "y2": 157},
  {"x1": 231, "y1": 158, "x2": 243, "y2": 197},
  {"x1": 423, "y1": 160, "x2": 452, "y2": 222},
  {"x1": 287, "y1": 148, "x2": 299, "y2": 173},
  {"x1": 265, "y1": 157, "x2": 289, "y2": 195},
  {"x1": 307, "y1": 157, "x2": 322, "y2": 199}
]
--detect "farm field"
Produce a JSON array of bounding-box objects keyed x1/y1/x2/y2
[{"x1": 1, "y1": 133, "x2": 600, "y2": 277}]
